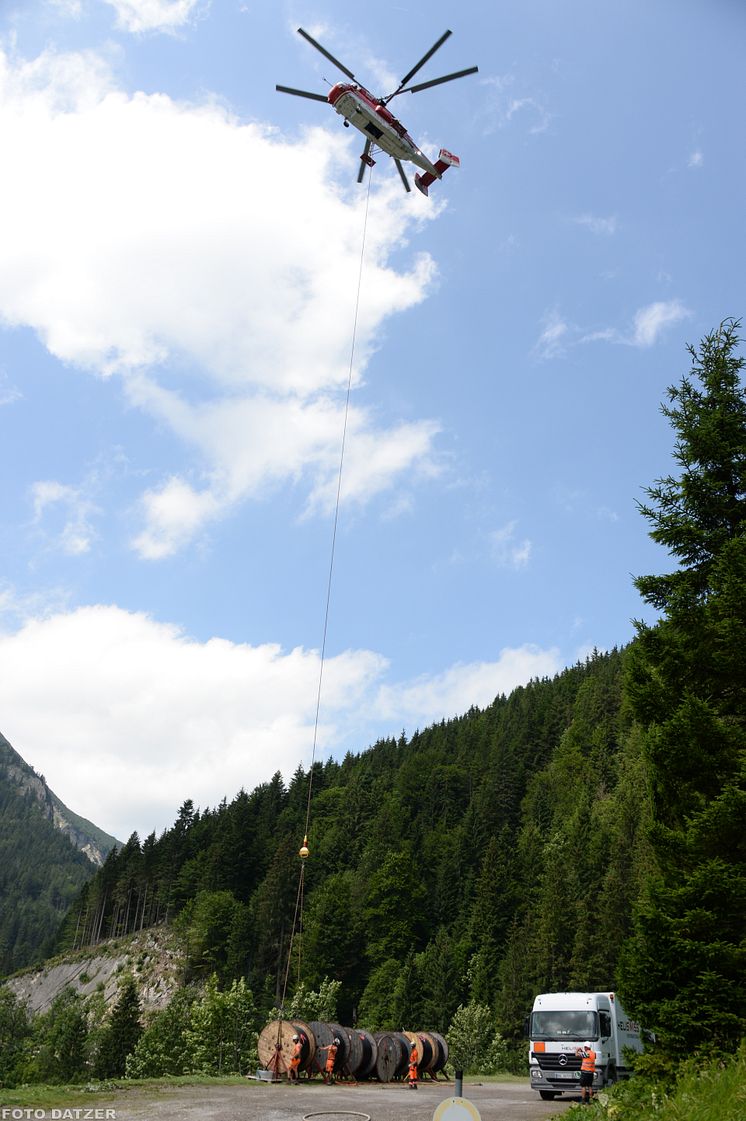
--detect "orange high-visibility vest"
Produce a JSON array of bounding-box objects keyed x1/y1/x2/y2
[{"x1": 581, "y1": 1049, "x2": 596, "y2": 1073}]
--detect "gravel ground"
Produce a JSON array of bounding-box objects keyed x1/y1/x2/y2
[{"x1": 28, "y1": 1079, "x2": 577, "y2": 1121}]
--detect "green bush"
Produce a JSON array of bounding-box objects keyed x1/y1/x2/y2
[
  {"x1": 577, "y1": 1044, "x2": 746, "y2": 1121},
  {"x1": 125, "y1": 988, "x2": 198, "y2": 1078},
  {"x1": 183, "y1": 975, "x2": 259, "y2": 1076},
  {"x1": 447, "y1": 1001, "x2": 510, "y2": 1075}
]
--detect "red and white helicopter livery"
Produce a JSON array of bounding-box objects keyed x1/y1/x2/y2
[{"x1": 277, "y1": 28, "x2": 478, "y2": 196}]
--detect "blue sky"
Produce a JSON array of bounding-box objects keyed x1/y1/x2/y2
[{"x1": 0, "y1": 0, "x2": 743, "y2": 839}]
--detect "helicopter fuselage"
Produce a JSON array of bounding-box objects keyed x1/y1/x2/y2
[{"x1": 327, "y1": 82, "x2": 440, "y2": 178}]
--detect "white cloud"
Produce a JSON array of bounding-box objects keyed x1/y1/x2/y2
[
  {"x1": 51, "y1": 0, "x2": 84, "y2": 16},
  {"x1": 104, "y1": 0, "x2": 201, "y2": 34},
  {"x1": 630, "y1": 300, "x2": 690, "y2": 347},
  {"x1": 0, "y1": 46, "x2": 441, "y2": 555},
  {"x1": 489, "y1": 521, "x2": 532, "y2": 569},
  {"x1": 0, "y1": 370, "x2": 22, "y2": 406},
  {"x1": 581, "y1": 300, "x2": 690, "y2": 349},
  {"x1": 480, "y1": 74, "x2": 552, "y2": 135},
  {"x1": 574, "y1": 213, "x2": 617, "y2": 236},
  {"x1": 533, "y1": 308, "x2": 569, "y2": 360},
  {"x1": 132, "y1": 477, "x2": 220, "y2": 559},
  {"x1": 126, "y1": 381, "x2": 442, "y2": 557},
  {"x1": 0, "y1": 603, "x2": 560, "y2": 838},
  {"x1": 31, "y1": 479, "x2": 100, "y2": 555},
  {"x1": 375, "y1": 645, "x2": 562, "y2": 726},
  {"x1": 688, "y1": 150, "x2": 703, "y2": 169}
]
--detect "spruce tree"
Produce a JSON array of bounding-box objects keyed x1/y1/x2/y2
[
  {"x1": 94, "y1": 973, "x2": 143, "y2": 1078},
  {"x1": 620, "y1": 320, "x2": 746, "y2": 1056}
]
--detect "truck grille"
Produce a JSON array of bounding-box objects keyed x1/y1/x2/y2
[{"x1": 534, "y1": 1053, "x2": 582, "y2": 1072}]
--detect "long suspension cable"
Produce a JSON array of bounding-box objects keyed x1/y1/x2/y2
[
  {"x1": 303, "y1": 170, "x2": 374, "y2": 841},
  {"x1": 279, "y1": 170, "x2": 374, "y2": 1017}
]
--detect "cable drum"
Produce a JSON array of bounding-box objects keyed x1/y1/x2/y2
[
  {"x1": 416, "y1": 1031, "x2": 436, "y2": 1073},
  {"x1": 430, "y1": 1030, "x2": 449, "y2": 1074},
  {"x1": 372, "y1": 1030, "x2": 405, "y2": 1082},
  {"x1": 327, "y1": 1021, "x2": 351, "y2": 1072},
  {"x1": 341, "y1": 1025, "x2": 364, "y2": 1076},
  {"x1": 355, "y1": 1029, "x2": 378, "y2": 1079},
  {"x1": 257, "y1": 1019, "x2": 315, "y2": 1076},
  {"x1": 394, "y1": 1032, "x2": 411, "y2": 1077},
  {"x1": 259, "y1": 1018, "x2": 448, "y2": 1081},
  {"x1": 309, "y1": 1020, "x2": 335, "y2": 1075}
]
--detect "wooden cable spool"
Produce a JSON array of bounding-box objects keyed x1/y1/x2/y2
[
  {"x1": 292, "y1": 1019, "x2": 316, "y2": 1071},
  {"x1": 256, "y1": 1019, "x2": 296, "y2": 1076},
  {"x1": 327, "y1": 1021, "x2": 350, "y2": 1072},
  {"x1": 373, "y1": 1031, "x2": 405, "y2": 1082},
  {"x1": 308, "y1": 1020, "x2": 334, "y2": 1075},
  {"x1": 341, "y1": 1025, "x2": 364, "y2": 1076},
  {"x1": 394, "y1": 1032, "x2": 411, "y2": 1077},
  {"x1": 355, "y1": 1029, "x2": 378, "y2": 1079},
  {"x1": 415, "y1": 1031, "x2": 436, "y2": 1072},
  {"x1": 429, "y1": 1030, "x2": 449, "y2": 1075},
  {"x1": 259, "y1": 1017, "x2": 445, "y2": 1082},
  {"x1": 402, "y1": 1030, "x2": 421, "y2": 1064}
]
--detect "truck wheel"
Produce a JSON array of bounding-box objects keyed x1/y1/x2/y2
[
  {"x1": 607, "y1": 1063, "x2": 617, "y2": 1084},
  {"x1": 539, "y1": 1090, "x2": 557, "y2": 1100}
]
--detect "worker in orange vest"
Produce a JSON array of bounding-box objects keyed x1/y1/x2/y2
[
  {"x1": 319, "y1": 1037, "x2": 340, "y2": 1084},
  {"x1": 577, "y1": 1044, "x2": 597, "y2": 1104},
  {"x1": 407, "y1": 1042, "x2": 419, "y2": 1090},
  {"x1": 288, "y1": 1034, "x2": 302, "y2": 1082}
]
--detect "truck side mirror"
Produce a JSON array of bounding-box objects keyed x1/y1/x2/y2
[
  {"x1": 600, "y1": 1013, "x2": 611, "y2": 1039},
  {"x1": 523, "y1": 1016, "x2": 530, "y2": 1037}
]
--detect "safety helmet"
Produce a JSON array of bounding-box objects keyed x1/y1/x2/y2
[
  {"x1": 292, "y1": 1035, "x2": 299, "y2": 1041},
  {"x1": 334, "y1": 1037, "x2": 341, "y2": 1045}
]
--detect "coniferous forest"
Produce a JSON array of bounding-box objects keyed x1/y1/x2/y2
[{"x1": 1, "y1": 323, "x2": 744, "y2": 1094}]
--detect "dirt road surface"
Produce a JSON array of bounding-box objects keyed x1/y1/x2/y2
[{"x1": 67, "y1": 1079, "x2": 577, "y2": 1121}]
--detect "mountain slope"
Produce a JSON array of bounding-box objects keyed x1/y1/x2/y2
[
  {"x1": 56, "y1": 648, "x2": 650, "y2": 1037},
  {"x1": 0, "y1": 731, "x2": 119, "y2": 976}
]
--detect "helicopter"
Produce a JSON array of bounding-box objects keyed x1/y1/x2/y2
[{"x1": 277, "y1": 28, "x2": 478, "y2": 196}]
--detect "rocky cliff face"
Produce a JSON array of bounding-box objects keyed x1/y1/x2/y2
[
  {"x1": 0, "y1": 731, "x2": 118, "y2": 865},
  {"x1": 5, "y1": 927, "x2": 184, "y2": 1015}
]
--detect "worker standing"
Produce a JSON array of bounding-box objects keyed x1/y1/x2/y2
[
  {"x1": 577, "y1": 1044, "x2": 597, "y2": 1104},
  {"x1": 407, "y1": 1042, "x2": 419, "y2": 1090},
  {"x1": 319, "y1": 1036, "x2": 340, "y2": 1084},
  {"x1": 288, "y1": 1033, "x2": 302, "y2": 1082}
]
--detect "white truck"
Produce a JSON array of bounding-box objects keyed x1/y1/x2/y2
[{"x1": 527, "y1": 991, "x2": 645, "y2": 1101}]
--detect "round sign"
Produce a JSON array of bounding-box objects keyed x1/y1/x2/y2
[{"x1": 432, "y1": 1097, "x2": 482, "y2": 1121}]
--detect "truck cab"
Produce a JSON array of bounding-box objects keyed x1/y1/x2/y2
[{"x1": 527, "y1": 991, "x2": 644, "y2": 1101}]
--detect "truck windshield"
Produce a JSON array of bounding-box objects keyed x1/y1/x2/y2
[{"x1": 531, "y1": 1011, "x2": 599, "y2": 1041}]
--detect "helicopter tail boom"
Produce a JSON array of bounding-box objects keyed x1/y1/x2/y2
[{"x1": 414, "y1": 148, "x2": 460, "y2": 196}]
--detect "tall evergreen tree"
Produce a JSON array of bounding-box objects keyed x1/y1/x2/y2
[
  {"x1": 94, "y1": 973, "x2": 143, "y2": 1078},
  {"x1": 620, "y1": 320, "x2": 746, "y2": 1056}
]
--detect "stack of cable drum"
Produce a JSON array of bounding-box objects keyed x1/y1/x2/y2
[{"x1": 257, "y1": 1019, "x2": 449, "y2": 1082}]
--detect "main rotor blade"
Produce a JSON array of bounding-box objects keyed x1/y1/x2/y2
[
  {"x1": 276, "y1": 84, "x2": 329, "y2": 103},
  {"x1": 394, "y1": 158, "x2": 411, "y2": 193},
  {"x1": 397, "y1": 29, "x2": 452, "y2": 91},
  {"x1": 297, "y1": 27, "x2": 356, "y2": 81},
  {"x1": 357, "y1": 140, "x2": 372, "y2": 183},
  {"x1": 401, "y1": 65, "x2": 479, "y2": 95}
]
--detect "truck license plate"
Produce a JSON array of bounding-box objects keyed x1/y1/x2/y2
[{"x1": 554, "y1": 1071, "x2": 577, "y2": 1079}]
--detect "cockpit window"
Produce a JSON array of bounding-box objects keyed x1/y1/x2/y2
[{"x1": 531, "y1": 1010, "x2": 599, "y2": 1041}]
